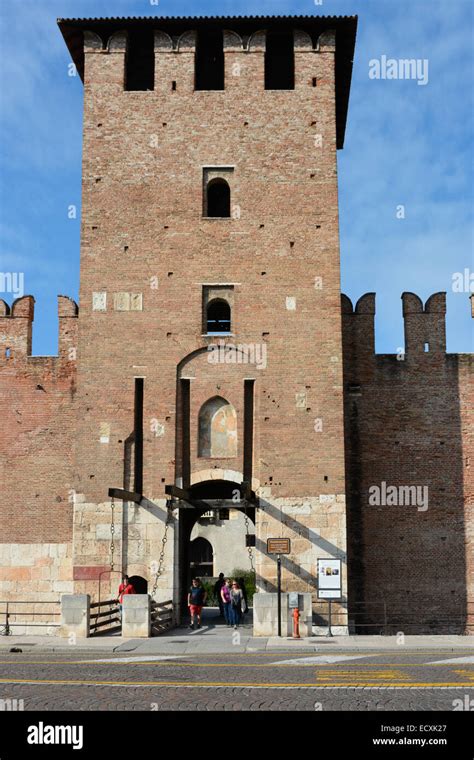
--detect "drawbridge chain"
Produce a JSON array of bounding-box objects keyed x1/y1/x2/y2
[
  {"x1": 109, "y1": 497, "x2": 116, "y2": 573},
  {"x1": 244, "y1": 503, "x2": 255, "y2": 573},
  {"x1": 151, "y1": 502, "x2": 174, "y2": 598},
  {"x1": 109, "y1": 496, "x2": 174, "y2": 597}
]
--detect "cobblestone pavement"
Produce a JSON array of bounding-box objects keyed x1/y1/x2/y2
[{"x1": 0, "y1": 649, "x2": 472, "y2": 711}]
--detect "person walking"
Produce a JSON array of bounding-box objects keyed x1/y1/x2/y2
[
  {"x1": 214, "y1": 573, "x2": 225, "y2": 618},
  {"x1": 117, "y1": 575, "x2": 135, "y2": 619},
  {"x1": 188, "y1": 577, "x2": 207, "y2": 630},
  {"x1": 238, "y1": 576, "x2": 249, "y2": 615},
  {"x1": 230, "y1": 580, "x2": 244, "y2": 629},
  {"x1": 220, "y1": 578, "x2": 232, "y2": 627}
]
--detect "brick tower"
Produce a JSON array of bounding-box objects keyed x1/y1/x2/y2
[{"x1": 58, "y1": 15, "x2": 357, "y2": 631}]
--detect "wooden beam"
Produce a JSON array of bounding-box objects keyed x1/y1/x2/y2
[
  {"x1": 240, "y1": 481, "x2": 258, "y2": 504},
  {"x1": 165, "y1": 484, "x2": 190, "y2": 500},
  {"x1": 108, "y1": 487, "x2": 141, "y2": 504}
]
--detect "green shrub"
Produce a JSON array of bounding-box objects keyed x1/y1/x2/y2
[
  {"x1": 198, "y1": 571, "x2": 256, "y2": 607},
  {"x1": 201, "y1": 579, "x2": 218, "y2": 606},
  {"x1": 230, "y1": 568, "x2": 256, "y2": 603}
]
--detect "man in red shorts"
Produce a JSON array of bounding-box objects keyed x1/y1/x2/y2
[{"x1": 187, "y1": 577, "x2": 207, "y2": 630}]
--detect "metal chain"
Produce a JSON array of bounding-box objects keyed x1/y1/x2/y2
[
  {"x1": 110, "y1": 497, "x2": 116, "y2": 572},
  {"x1": 151, "y1": 503, "x2": 174, "y2": 598},
  {"x1": 244, "y1": 504, "x2": 255, "y2": 572}
]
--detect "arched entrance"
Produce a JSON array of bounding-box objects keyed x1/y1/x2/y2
[
  {"x1": 189, "y1": 536, "x2": 214, "y2": 577},
  {"x1": 178, "y1": 480, "x2": 256, "y2": 620},
  {"x1": 128, "y1": 575, "x2": 148, "y2": 594}
]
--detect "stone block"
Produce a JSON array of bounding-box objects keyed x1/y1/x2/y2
[
  {"x1": 122, "y1": 594, "x2": 150, "y2": 637},
  {"x1": 60, "y1": 594, "x2": 90, "y2": 638},
  {"x1": 96, "y1": 523, "x2": 122, "y2": 540},
  {"x1": 253, "y1": 592, "x2": 313, "y2": 637}
]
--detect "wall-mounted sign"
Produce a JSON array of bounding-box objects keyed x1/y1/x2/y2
[
  {"x1": 288, "y1": 592, "x2": 299, "y2": 609},
  {"x1": 267, "y1": 538, "x2": 291, "y2": 555},
  {"x1": 317, "y1": 558, "x2": 342, "y2": 599}
]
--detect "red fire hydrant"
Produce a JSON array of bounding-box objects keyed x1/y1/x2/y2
[{"x1": 292, "y1": 607, "x2": 300, "y2": 639}]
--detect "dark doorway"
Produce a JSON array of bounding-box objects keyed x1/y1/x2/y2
[
  {"x1": 206, "y1": 179, "x2": 231, "y2": 218},
  {"x1": 177, "y1": 480, "x2": 256, "y2": 621},
  {"x1": 128, "y1": 575, "x2": 148, "y2": 594},
  {"x1": 189, "y1": 537, "x2": 214, "y2": 577}
]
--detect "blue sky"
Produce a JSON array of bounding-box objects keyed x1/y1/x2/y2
[{"x1": 0, "y1": 0, "x2": 472, "y2": 355}]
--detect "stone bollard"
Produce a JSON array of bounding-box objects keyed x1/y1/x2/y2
[
  {"x1": 253, "y1": 592, "x2": 313, "y2": 637},
  {"x1": 122, "y1": 594, "x2": 151, "y2": 638},
  {"x1": 60, "y1": 594, "x2": 90, "y2": 638}
]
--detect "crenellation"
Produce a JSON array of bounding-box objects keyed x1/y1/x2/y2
[
  {"x1": 0, "y1": 295, "x2": 34, "y2": 360},
  {"x1": 80, "y1": 24, "x2": 340, "y2": 97},
  {"x1": 84, "y1": 30, "x2": 125, "y2": 90},
  {"x1": 402, "y1": 291, "x2": 446, "y2": 355},
  {"x1": 107, "y1": 30, "x2": 127, "y2": 53},
  {"x1": 294, "y1": 30, "x2": 314, "y2": 51},
  {"x1": 317, "y1": 30, "x2": 336, "y2": 51}
]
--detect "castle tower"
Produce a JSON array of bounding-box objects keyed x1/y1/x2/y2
[{"x1": 58, "y1": 14, "x2": 357, "y2": 631}]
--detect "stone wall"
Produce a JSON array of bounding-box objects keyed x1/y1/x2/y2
[
  {"x1": 0, "y1": 296, "x2": 77, "y2": 610},
  {"x1": 0, "y1": 543, "x2": 73, "y2": 634}
]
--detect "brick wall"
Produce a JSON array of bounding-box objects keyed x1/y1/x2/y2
[
  {"x1": 70, "y1": 23, "x2": 349, "y2": 615},
  {"x1": 0, "y1": 296, "x2": 78, "y2": 544},
  {"x1": 342, "y1": 292, "x2": 474, "y2": 633}
]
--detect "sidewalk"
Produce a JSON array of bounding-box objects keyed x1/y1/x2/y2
[{"x1": 1, "y1": 629, "x2": 473, "y2": 655}]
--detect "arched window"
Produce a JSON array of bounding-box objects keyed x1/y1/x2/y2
[
  {"x1": 189, "y1": 537, "x2": 214, "y2": 577},
  {"x1": 198, "y1": 396, "x2": 237, "y2": 458},
  {"x1": 207, "y1": 298, "x2": 231, "y2": 333},
  {"x1": 206, "y1": 178, "x2": 231, "y2": 217}
]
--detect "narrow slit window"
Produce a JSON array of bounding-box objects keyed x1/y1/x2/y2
[{"x1": 424, "y1": 342, "x2": 430, "y2": 353}]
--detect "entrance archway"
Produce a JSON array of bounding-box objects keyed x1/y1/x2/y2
[
  {"x1": 178, "y1": 479, "x2": 256, "y2": 620},
  {"x1": 128, "y1": 575, "x2": 148, "y2": 594}
]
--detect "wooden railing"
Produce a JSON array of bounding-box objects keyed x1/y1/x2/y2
[
  {"x1": 89, "y1": 598, "x2": 121, "y2": 636},
  {"x1": 150, "y1": 599, "x2": 174, "y2": 635}
]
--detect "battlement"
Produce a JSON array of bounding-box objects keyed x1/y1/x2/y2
[
  {"x1": 342, "y1": 291, "x2": 473, "y2": 364},
  {"x1": 58, "y1": 15, "x2": 357, "y2": 148},
  {"x1": 0, "y1": 295, "x2": 78, "y2": 364}
]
